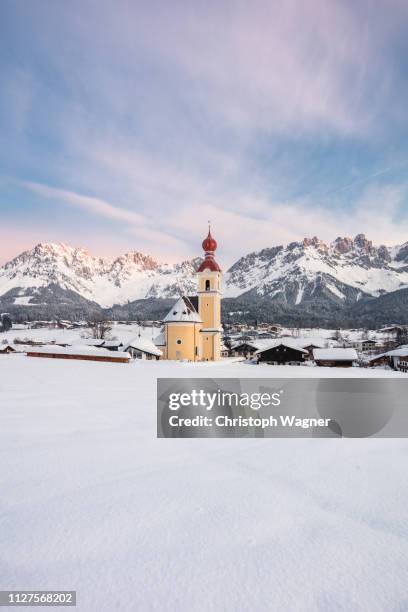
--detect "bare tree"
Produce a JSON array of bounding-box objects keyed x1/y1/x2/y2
[{"x1": 86, "y1": 312, "x2": 113, "y2": 340}]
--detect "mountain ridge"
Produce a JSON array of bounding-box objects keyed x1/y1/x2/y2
[{"x1": 1, "y1": 235, "x2": 408, "y2": 325}]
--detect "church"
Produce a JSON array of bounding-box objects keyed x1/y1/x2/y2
[{"x1": 155, "y1": 227, "x2": 222, "y2": 361}]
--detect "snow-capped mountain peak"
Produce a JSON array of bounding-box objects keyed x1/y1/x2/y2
[
  {"x1": 0, "y1": 243, "x2": 199, "y2": 307},
  {"x1": 1, "y1": 235, "x2": 407, "y2": 309}
]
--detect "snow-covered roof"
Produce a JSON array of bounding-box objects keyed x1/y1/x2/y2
[
  {"x1": 255, "y1": 340, "x2": 309, "y2": 355},
  {"x1": 103, "y1": 340, "x2": 123, "y2": 347},
  {"x1": 231, "y1": 339, "x2": 275, "y2": 350},
  {"x1": 313, "y1": 348, "x2": 358, "y2": 361},
  {"x1": 234, "y1": 337, "x2": 326, "y2": 352},
  {"x1": 123, "y1": 337, "x2": 162, "y2": 356},
  {"x1": 153, "y1": 332, "x2": 166, "y2": 346},
  {"x1": 369, "y1": 346, "x2": 408, "y2": 361},
  {"x1": 295, "y1": 338, "x2": 326, "y2": 349},
  {"x1": 26, "y1": 345, "x2": 130, "y2": 359},
  {"x1": 80, "y1": 339, "x2": 106, "y2": 347},
  {"x1": 163, "y1": 297, "x2": 202, "y2": 323}
]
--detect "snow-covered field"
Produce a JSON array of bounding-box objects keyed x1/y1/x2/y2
[{"x1": 1, "y1": 354, "x2": 407, "y2": 611}]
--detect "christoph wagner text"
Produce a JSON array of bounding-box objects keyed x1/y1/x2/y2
[
  {"x1": 168, "y1": 390, "x2": 283, "y2": 411},
  {"x1": 168, "y1": 415, "x2": 332, "y2": 429}
]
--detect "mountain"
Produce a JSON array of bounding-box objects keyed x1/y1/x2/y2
[
  {"x1": 224, "y1": 234, "x2": 408, "y2": 303},
  {"x1": 1, "y1": 234, "x2": 408, "y2": 326},
  {"x1": 0, "y1": 242, "x2": 199, "y2": 308}
]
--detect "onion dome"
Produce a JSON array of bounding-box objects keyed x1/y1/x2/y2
[
  {"x1": 198, "y1": 226, "x2": 221, "y2": 272},
  {"x1": 202, "y1": 229, "x2": 217, "y2": 253}
]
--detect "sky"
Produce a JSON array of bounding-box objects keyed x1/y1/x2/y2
[{"x1": 1, "y1": 0, "x2": 408, "y2": 266}]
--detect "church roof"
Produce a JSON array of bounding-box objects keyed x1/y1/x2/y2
[{"x1": 163, "y1": 296, "x2": 202, "y2": 323}]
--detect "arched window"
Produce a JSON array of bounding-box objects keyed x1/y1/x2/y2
[{"x1": 205, "y1": 279, "x2": 210, "y2": 291}]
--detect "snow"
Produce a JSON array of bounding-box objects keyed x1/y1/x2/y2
[
  {"x1": 295, "y1": 283, "x2": 304, "y2": 305},
  {"x1": 224, "y1": 238, "x2": 408, "y2": 300},
  {"x1": 313, "y1": 348, "x2": 358, "y2": 361},
  {"x1": 13, "y1": 296, "x2": 34, "y2": 305},
  {"x1": 326, "y1": 283, "x2": 346, "y2": 300},
  {"x1": 0, "y1": 355, "x2": 407, "y2": 611}
]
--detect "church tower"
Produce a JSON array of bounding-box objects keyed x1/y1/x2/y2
[{"x1": 197, "y1": 225, "x2": 222, "y2": 360}]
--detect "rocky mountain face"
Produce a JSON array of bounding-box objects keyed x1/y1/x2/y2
[
  {"x1": 0, "y1": 243, "x2": 200, "y2": 308},
  {"x1": 1, "y1": 235, "x2": 408, "y2": 324},
  {"x1": 224, "y1": 234, "x2": 408, "y2": 304}
]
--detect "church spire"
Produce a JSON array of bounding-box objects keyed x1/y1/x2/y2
[{"x1": 198, "y1": 225, "x2": 221, "y2": 272}]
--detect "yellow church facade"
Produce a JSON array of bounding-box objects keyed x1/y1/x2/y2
[{"x1": 157, "y1": 228, "x2": 222, "y2": 361}]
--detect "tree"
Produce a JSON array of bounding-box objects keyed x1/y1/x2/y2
[
  {"x1": 86, "y1": 312, "x2": 112, "y2": 340},
  {"x1": 0, "y1": 313, "x2": 12, "y2": 333},
  {"x1": 396, "y1": 326, "x2": 408, "y2": 347}
]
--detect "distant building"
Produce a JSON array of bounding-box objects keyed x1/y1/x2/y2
[
  {"x1": 0, "y1": 343, "x2": 16, "y2": 354},
  {"x1": 350, "y1": 339, "x2": 377, "y2": 352}
]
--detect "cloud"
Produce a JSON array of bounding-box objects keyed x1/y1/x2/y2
[
  {"x1": 2, "y1": 1, "x2": 408, "y2": 266},
  {"x1": 19, "y1": 180, "x2": 191, "y2": 261},
  {"x1": 130, "y1": 0, "x2": 398, "y2": 137},
  {"x1": 23, "y1": 181, "x2": 146, "y2": 225}
]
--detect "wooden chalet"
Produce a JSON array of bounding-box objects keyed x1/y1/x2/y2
[
  {"x1": 0, "y1": 344, "x2": 16, "y2": 354},
  {"x1": 256, "y1": 342, "x2": 308, "y2": 365},
  {"x1": 313, "y1": 348, "x2": 358, "y2": 368}
]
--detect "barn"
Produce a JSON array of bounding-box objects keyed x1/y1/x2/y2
[
  {"x1": 255, "y1": 341, "x2": 308, "y2": 365},
  {"x1": 0, "y1": 343, "x2": 16, "y2": 354},
  {"x1": 313, "y1": 348, "x2": 358, "y2": 368},
  {"x1": 26, "y1": 345, "x2": 130, "y2": 363}
]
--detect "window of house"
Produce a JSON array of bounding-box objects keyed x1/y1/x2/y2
[
  {"x1": 176, "y1": 339, "x2": 182, "y2": 345},
  {"x1": 205, "y1": 280, "x2": 210, "y2": 291}
]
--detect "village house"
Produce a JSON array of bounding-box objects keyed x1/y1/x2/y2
[
  {"x1": 256, "y1": 341, "x2": 308, "y2": 365},
  {"x1": 0, "y1": 343, "x2": 16, "y2": 354},
  {"x1": 350, "y1": 339, "x2": 378, "y2": 353},
  {"x1": 123, "y1": 337, "x2": 162, "y2": 360},
  {"x1": 369, "y1": 346, "x2": 408, "y2": 371},
  {"x1": 313, "y1": 348, "x2": 358, "y2": 368}
]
